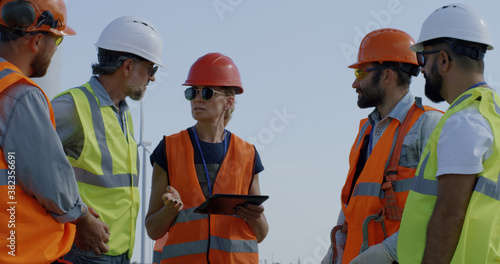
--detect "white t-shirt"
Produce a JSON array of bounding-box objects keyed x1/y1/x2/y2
[{"x1": 435, "y1": 102, "x2": 494, "y2": 178}]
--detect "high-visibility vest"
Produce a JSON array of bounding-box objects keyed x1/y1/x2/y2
[
  {"x1": 341, "y1": 100, "x2": 439, "y2": 264},
  {"x1": 155, "y1": 130, "x2": 259, "y2": 264},
  {"x1": 54, "y1": 83, "x2": 139, "y2": 258},
  {"x1": 0, "y1": 61, "x2": 76, "y2": 263},
  {"x1": 399, "y1": 87, "x2": 500, "y2": 264}
]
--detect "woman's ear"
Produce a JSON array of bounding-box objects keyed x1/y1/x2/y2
[{"x1": 225, "y1": 96, "x2": 235, "y2": 109}]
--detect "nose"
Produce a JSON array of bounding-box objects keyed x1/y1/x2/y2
[
  {"x1": 420, "y1": 66, "x2": 426, "y2": 76},
  {"x1": 194, "y1": 89, "x2": 203, "y2": 101},
  {"x1": 352, "y1": 78, "x2": 360, "y2": 89}
]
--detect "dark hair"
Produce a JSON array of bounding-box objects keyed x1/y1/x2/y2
[
  {"x1": 424, "y1": 37, "x2": 486, "y2": 73},
  {"x1": 371, "y1": 61, "x2": 414, "y2": 87},
  {"x1": 91, "y1": 48, "x2": 147, "y2": 76},
  {"x1": 0, "y1": 25, "x2": 28, "y2": 42}
]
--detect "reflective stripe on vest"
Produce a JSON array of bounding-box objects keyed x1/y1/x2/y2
[
  {"x1": 54, "y1": 83, "x2": 139, "y2": 258},
  {"x1": 399, "y1": 87, "x2": 500, "y2": 264},
  {"x1": 161, "y1": 236, "x2": 258, "y2": 259},
  {"x1": 158, "y1": 130, "x2": 258, "y2": 264},
  {"x1": 170, "y1": 207, "x2": 208, "y2": 226},
  {"x1": 341, "y1": 100, "x2": 440, "y2": 264},
  {"x1": 0, "y1": 169, "x2": 13, "y2": 185},
  {"x1": 0, "y1": 62, "x2": 75, "y2": 263},
  {"x1": 351, "y1": 177, "x2": 415, "y2": 198},
  {"x1": 72, "y1": 87, "x2": 138, "y2": 188}
]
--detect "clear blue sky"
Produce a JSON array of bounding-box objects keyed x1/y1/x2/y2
[{"x1": 39, "y1": 1, "x2": 500, "y2": 263}]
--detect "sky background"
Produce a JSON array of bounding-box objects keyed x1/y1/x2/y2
[{"x1": 37, "y1": 1, "x2": 500, "y2": 263}]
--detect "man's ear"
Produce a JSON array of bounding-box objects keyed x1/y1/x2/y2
[
  {"x1": 439, "y1": 50, "x2": 452, "y2": 72},
  {"x1": 383, "y1": 67, "x2": 396, "y2": 84},
  {"x1": 121, "y1": 58, "x2": 134, "y2": 76},
  {"x1": 28, "y1": 33, "x2": 44, "y2": 53}
]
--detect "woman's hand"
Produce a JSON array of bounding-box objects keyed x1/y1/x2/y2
[
  {"x1": 234, "y1": 203, "x2": 264, "y2": 222},
  {"x1": 162, "y1": 186, "x2": 183, "y2": 212}
]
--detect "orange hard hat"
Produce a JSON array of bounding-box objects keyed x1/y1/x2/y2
[
  {"x1": 183, "y1": 52, "x2": 243, "y2": 94},
  {"x1": 0, "y1": 0, "x2": 75, "y2": 36},
  {"x1": 348, "y1": 28, "x2": 417, "y2": 69}
]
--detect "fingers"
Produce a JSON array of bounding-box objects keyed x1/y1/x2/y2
[
  {"x1": 234, "y1": 204, "x2": 264, "y2": 221},
  {"x1": 89, "y1": 242, "x2": 109, "y2": 256},
  {"x1": 163, "y1": 198, "x2": 183, "y2": 210},
  {"x1": 88, "y1": 206, "x2": 100, "y2": 218}
]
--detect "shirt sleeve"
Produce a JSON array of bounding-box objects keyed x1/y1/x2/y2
[
  {"x1": 253, "y1": 147, "x2": 264, "y2": 175},
  {"x1": 51, "y1": 94, "x2": 84, "y2": 160},
  {"x1": 1, "y1": 85, "x2": 86, "y2": 223},
  {"x1": 435, "y1": 104, "x2": 493, "y2": 177},
  {"x1": 150, "y1": 137, "x2": 167, "y2": 172}
]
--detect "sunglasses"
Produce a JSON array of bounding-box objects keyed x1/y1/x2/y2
[
  {"x1": 354, "y1": 66, "x2": 393, "y2": 81},
  {"x1": 184, "y1": 87, "x2": 224, "y2": 101},
  {"x1": 33, "y1": 31, "x2": 63, "y2": 46},
  {"x1": 416, "y1": 50, "x2": 441, "y2": 67},
  {"x1": 141, "y1": 61, "x2": 158, "y2": 77}
]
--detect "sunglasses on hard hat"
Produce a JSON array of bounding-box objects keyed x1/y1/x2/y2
[
  {"x1": 184, "y1": 87, "x2": 224, "y2": 101},
  {"x1": 354, "y1": 66, "x2": 393, "y2": 81}
]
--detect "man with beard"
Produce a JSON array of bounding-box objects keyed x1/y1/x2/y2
[
  {"x1": 52, "y1": 16, "x2": 164, "y2": 264},
  {"x1": 0, "y1": 0, "x2": 110, "y2": 263},
  {"x1": 398, "y1": 4, "x2": 500, "y2": 264},
  {"x1": 322, "y1": 28, "x2": 443, "y2": 264}
]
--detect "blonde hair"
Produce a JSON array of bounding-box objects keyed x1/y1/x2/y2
[{"x1": 222, "y1": 87, "x2": 236, "y2": 127}]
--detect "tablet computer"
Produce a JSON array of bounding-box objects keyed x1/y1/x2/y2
[{"x1": 194, "y1": 194, "x2": 269, "y2": 215}]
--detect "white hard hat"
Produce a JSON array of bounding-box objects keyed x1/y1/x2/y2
[
  {"x1": 410, "y1": 3, "x2": 493, "y2": 52},
  {"x1": 95, "y1": 16, "x2": 164, "y2": 67}
]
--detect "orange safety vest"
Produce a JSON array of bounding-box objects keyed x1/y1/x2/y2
[
  {"x1": 154, "y1": 130, "x2": 259, "y2": 264},
  {"x1": 340, "y1": 101, "x2": 438, "y2": 264},
  {"x1": 0, "y1": 61, "x2": 76, "y2": 263}
]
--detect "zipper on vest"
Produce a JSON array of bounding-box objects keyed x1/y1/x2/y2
[{"x1": 206, "y1": 214, "x2": 211, "y2": 264}]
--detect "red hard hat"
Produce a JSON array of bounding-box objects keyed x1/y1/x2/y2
[
  {"x1": 183, "y1": 52, "x2": 243, "y2": 94},
  {"x1": 349, "y1": 28, "x2": 418, "y2": 69},
  {"x1": 0, "y1": 0, "x2": 75, "y2": 36}
]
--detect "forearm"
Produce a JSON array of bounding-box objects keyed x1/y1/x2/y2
[
  {"x1": 246, "y1": 213, "x2": 269, "y2": 243},
  {"x1": 422, "y1": 173, "x2": 476, "y2": 264},
  {"x1": 422, "y1": 208, "x2": 465, "y2": 264},
  {"x1": 145, "y1": 205, "x2": 179, "y2": 240}
]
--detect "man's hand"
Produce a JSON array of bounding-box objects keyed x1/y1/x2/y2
[
  {"x1": 350, "y1": 243, "x2": 395, "y2": 264},
  {"x1": 73, "y1": 207, "x2": 110, "y2": 255}
]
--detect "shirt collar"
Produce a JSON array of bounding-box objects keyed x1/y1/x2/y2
[
  {"x1": 89, "y1": 76, "x2": 129, "y2": 112},
  {"x1": 368, "y1": 92, "x2": 414, "y2": 125}
]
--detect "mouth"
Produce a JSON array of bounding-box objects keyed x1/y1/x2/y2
[{"x1": 193, "y1": 106, "x2": 205, "y2": 112}]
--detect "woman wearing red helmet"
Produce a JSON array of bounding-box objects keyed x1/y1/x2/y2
[{"x1": 145, "y1": 53, "x2": 269, "y2": 264}]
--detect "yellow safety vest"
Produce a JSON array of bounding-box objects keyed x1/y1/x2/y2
[
  {"x1": 54, "y1": 83, "x2": 139, "y2": 258},
  {"x1": 398, "y1": 87, "x2": 500, "y2": 263}
]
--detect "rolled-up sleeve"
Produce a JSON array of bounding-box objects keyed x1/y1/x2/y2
[{"x1": 0, "y1": 84, "x2": 86, "y2": 223}]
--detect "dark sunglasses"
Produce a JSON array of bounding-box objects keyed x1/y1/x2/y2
[
  {"x1": 416, "y1": 50, "x2": 453, "y2": 67},
  {"x1": 184, "y1": 87, "x2": 224, "y2": 101},
  {"x1": 141, "y1": 61, "x2": 158, "y2": 77},
  {"x1": 354, "y1": 66, "x2": 393, "y2": 80},
  {"x1": 416, "y1": 50, "x2": 441, "y2": 67}
]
